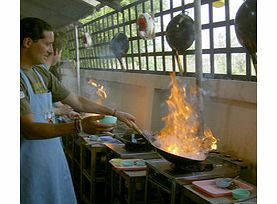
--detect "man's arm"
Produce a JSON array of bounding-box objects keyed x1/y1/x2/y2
[
  {"x1": 20, "y1": 113, "x2": 115, "y2": 140},
  {"x1": 61, "y1": 92, "x2": 136, "y2": 127},
  {"x1": 20, "y1": 114, "x2": 76, "y2": 139}
]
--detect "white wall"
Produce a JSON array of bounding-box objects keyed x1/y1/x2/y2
[{"x1": 60, "y1": 62, "x2": 257, "y2": 183}]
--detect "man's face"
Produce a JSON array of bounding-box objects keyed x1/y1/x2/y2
[
  {"x1": 28, "y1": 31, "x2": 54, "y2": 65},
  {"x1": 52, "y1": 49, "x2": 62, "y2": 66}
]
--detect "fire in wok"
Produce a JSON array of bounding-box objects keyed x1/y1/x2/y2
[
  {"x1": 154, "y1": 73, "x2": 217, "y2": 162},
  {"x1": 132, "y1": 73, "x2": 217, "y2": 164}
]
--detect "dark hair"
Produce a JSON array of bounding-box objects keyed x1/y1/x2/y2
[
  {"x1": 53, "y1": 32, "x2": 67, "y2": 51},
  {"x1": 20, "y1": 17, "x2": 53, "y2": 46}
]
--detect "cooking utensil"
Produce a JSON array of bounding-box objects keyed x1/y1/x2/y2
[
  {"x1": 110, "y1": 33, "x2": 129, "y2": 70},
  {"x1": 136, "y1": 13, "x2": 155, "y2": 40},
  {"x1": 82, "y1": 32, "x2": 92, "y2": 48},
  {"x1": 130, "y1": 121, "x2": 204, "y2": 164},
  {"x1": 166, "y1": 12, "x2": 195, "y2": 75},
  {"x1": 234, "y1": 0, "x2": 257, "y2": 73}
]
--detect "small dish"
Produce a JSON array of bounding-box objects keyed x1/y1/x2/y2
[
  {"x1": 111, "y1": 158, "x2": 121, "y2": 165},
  {"x1": 121, "y1": 160, "x2": 134, "y2": 167},
  {"x1": 232, "y1": 188, "x2": 251, "y2": 200},
  {"x1": 134, "y1": 160, "x2": 145, "y2": 166},
  {"x1": 89, "y1": 135, "x2": 100, "y2": 141},
  {"x1": 215, "y1": 178, "x2": 232, "y2": 188}
]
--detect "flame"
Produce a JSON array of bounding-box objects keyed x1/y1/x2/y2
[
  {"x1": 156, "y1": 73, "x2": 217, "y2": 160},
  {"x1": 88, "y1": 79, "x2": 107, "y2": 101}
]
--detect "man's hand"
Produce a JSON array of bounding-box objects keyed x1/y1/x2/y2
[
  {"x1": 54, "y1": 104, "x2": 74, "y2": 116},
  {"x1": 114, "y1": 111, "x2": 136, "y2": 128},
  {"x1": 81, "y1": 115, "x2": 115, "y2": 134},
  {"x1": 65, "y1": 111, "x2": 81, "y2": 120}
]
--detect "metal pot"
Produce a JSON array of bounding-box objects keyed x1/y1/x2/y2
[
  {"x1": 166, "y1": 13, "x2": 195, "y2": 75},
  {"x1": 235, "y1": 0, "x2": 257, "y2": 73},
  {"x1": 110, "y1": 33, "x2": 129, "y2": 70}
]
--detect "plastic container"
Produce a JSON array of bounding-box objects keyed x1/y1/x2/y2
[
  {"x1": 99, "y1": 115, "x2": 117, "y2": 124},
  {"x1": 232, "y1": 188, "x2": 251, "y2": 200}
]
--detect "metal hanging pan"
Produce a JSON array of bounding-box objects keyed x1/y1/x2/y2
[
  {"x1": 235, "y1": 0, "x2": 257, "y2": 73},
  {"x1": 110, "y1": 33, "x2": 129, "y2": 70},
  {"x1": 166, "y1": 12, "x2": 195, "y2": 75}
]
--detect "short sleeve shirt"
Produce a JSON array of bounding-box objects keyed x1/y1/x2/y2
[{"x1": 20, "y1": 65, "x2": 70, "y2": 116}]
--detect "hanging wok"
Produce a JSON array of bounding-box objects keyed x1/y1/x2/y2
[
  {"x1": 110, "y1": 33, "x2": 129, "y2": 70},
  {"x1": 166, "y1": 13, "x2": 195, "y2": 75},
  {"x1": 234, "y1": 0, "x2": 257, "y2": 73},
  {"x1": 130, "y1": 121, "x2": 205, "y2": 165}
]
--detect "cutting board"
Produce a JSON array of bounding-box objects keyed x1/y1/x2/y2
[
  {"x1": 109, "y1": 158, "x2": 146, "y2": 171},
  {"x1": 192, "y1": 179, "x2": 253, "y2": 197}
]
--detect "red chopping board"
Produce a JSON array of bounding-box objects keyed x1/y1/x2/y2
[{"x1": 192, "y1": 179, "x2": 253, "y2": 197}]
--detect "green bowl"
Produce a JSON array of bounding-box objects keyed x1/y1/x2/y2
[
  {"x1": 99, "y1": 115, "x2": 117, "y2": 124},
  {"x1": 232, "y1": 188, "x2": 250, "y2": 200}
]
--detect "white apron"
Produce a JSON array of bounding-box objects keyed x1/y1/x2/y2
[{"x1": 20, "y1": 69, "x2": 77, "y2": 204}]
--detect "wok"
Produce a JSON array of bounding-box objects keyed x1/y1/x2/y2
[
  {"x1": 110, "y1": 33, "x2": 129, "y2": 70},
  {"x1": 130, "y1": 121, "x2": 205, "y2": 165},
  {"x1": 234, "y1": 0, "x2": 257, "y2": 73},
  {"x1": 166, "y1": 13, "x2": 195, "y2": 75}
]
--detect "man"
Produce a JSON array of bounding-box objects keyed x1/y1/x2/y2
[
  {"x1": 41, "y1": 31, "x2": 80, "y2": 120},
  {"x1": 20, "y1": 17, "x2": 136, "y2": 204}
]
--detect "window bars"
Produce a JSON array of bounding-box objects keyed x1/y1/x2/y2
[{"x1": 66, "y1": 0, "x2": 256, "y2": 81}]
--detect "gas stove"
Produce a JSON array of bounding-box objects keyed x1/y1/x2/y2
[{"x1": 145, "y1": 152, "x2": 244, "y2": 204}]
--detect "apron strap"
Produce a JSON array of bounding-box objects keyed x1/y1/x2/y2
[
  {"x1": 20, "y1": 69, "x2": 34, "y2": 95},
  {"x1": 33, "y1": 67, "x2": 48, "y2": 90},
  {"x1": 20, "y1": 67, "x2": 48, "y2": 94}
]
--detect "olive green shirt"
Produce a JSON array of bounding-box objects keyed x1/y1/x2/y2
[{"x1": 20, "y1": 65, "x2": 70, "y2": 116}]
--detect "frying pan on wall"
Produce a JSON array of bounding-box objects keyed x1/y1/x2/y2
[
  {"x1": 235, "y1": 0, "x2": 257, "y2": 73},
  {"x1": 166, "y1": 13, "x2": 195, "y2": 75},
  {"x1": 110, "y1": 33, "x2": 129, "y2": 70}
]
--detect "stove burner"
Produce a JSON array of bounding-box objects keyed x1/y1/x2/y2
[{"x1": 173, "y1": 162, "x2": 213, "y2": 172}]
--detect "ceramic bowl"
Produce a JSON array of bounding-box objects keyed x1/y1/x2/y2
[
  {"x1": 99, "y1": 115, "x2": 117, "y2": 124},
  {"x1": 215, "y1": 178, "x2": 232, "y2": 188},
  {"x1": 232, "y1": 188, "x2": 251, "y2": 200}
]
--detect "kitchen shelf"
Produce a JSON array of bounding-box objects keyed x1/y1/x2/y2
[
  {"x1": 110, "y1": 163, "x2": 147, "y2": 204},
  {"x1": 63, "y1": 134, "x2": 110, "y2": 204}
]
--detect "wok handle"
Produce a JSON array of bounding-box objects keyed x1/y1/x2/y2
[
  {"x1": 118, "y1": 58, "x2": 126, "y2": 70},
  {"x1": 173, "y1": 50, "x2": 184, "y2": 76},
  {"x1": 130, "y1": 121, "x2": 144, "y2": 135},
  {"x1": 250, "y1": 53, "x2": 257, "y2": 74},
  {"x1": 129, "y1": 121, "x2": 151, "y2": 143}
]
